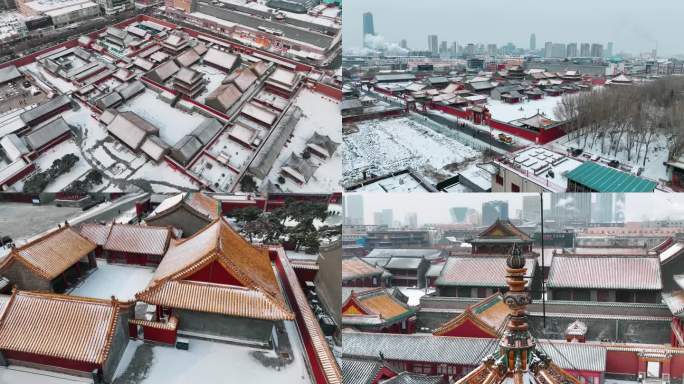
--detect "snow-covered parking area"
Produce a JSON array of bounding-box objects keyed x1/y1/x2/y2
[
  {"x1": 342, "y1": 116, "x2": 483, "y2": 186},
  {"x1": 69, "y1": 260, "x2": 154, "y2": 301}
]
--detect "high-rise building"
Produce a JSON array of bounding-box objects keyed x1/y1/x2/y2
[
  {"x1": 464, "y1": 43, "x2": 476, "y2": 57},
  {"x1": 580, "y1": 43, "x2": 590, "y2": 57},
  {"x1": 522, "y1": 195, "x2": 541, "y2": 223},
  {"x1": 439, "y1": 40, "x2": 448, "y2": 55},
  {"x1": 482, "y1": 200, "x2": 509, "y2": 226},
  {"x1": 405, "y1": 212, "x2": 418, "y2": 229},
  {"x1": 550, "y1": 193, "x2": 591, "y2": 227},
  {"x1": 400, "y1": 39, "x2": 408, "y2": 49},
  {"x1": 428, "y1": 34, "x2": 439, "y2": 56},
  {"x1": 344, "y1": 194, "x2": 364, "y2": 225},
  {"x1": 591, "y1": 43, "x2": 604, "y2": 58},
  {"x1": 544, "y1": 41, "x2": 553, "y2": 58},
  {"x1": 529, "y1": 33, "x2": 536, "y2": 50},
  {"x1": 566, "y1": 43, "x2": 578, "y2": 58},
  {"x1": 374, "y1": 209, "x2": 394, "y2": 227},
  {"x1": 487, "y1": 43, "x2": 497, "y2": 56},
  {"x1": 450, "y1": 207, "x2": 469, "y2": 223},
  {"x1": 362, "y1": 12, "x2": 375, "y2": 47},
  {"x1": 551, "y1": 43, "x2": 566, "y2": 58},
  {"x1": 607, "y1": 42, "x2": 614, "y2": 57}
]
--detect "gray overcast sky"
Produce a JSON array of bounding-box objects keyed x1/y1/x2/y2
[
  {"x1": 343, "y1": 0, "x2": 684, "y2": 56},
  {"x1": 353, "y1": 193, "x2": 684, "y2": 226}
]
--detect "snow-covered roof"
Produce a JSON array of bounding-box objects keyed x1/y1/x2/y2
[
  {"x1": 0, "y1": 65, "x2": 21, "y2": 84},
  {"x1": 107, "y1": 111, "x2": 160, "y2": 150},
  {"x1": 203, "y1": 48, "x2": 239, "y2": 72},
  {"x1": 0, "y1": 290, "x2": 121, "y2": 365},
  {"x1": 241, "y1": 102, "x2": 278, "y2": 126},
  {"x1": 205, "y1": 83, "x2": 242, "y2": 113},
  {"x1": 24, "y1": 117, "x2": 71, "y2": 150},
  {"x1": 0, "y1": 134, "x2": 29, "y2": 161},
  {"x1": 140, "y1": 135, "x2": 170, "y2": 162},
  {"x1": 135, "y1": 218, "x2": 293, "y2": 321}
]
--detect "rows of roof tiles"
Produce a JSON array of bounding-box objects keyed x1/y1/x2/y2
[
  {"x1": 0, "y1": 291, "x2": 120, "y2": 365},
  {"x1": 341, "y1": 332, "x2": 607, "y2": 372}
]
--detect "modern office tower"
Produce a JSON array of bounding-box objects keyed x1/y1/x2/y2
[
  {"x1": 482, "y1": 200, "x2": 509, "y2": 226},
  {"x1": 551, "y1": 43, "x2": 566, "y2": 58},
  {"x1": 544, "y1": 41, "x2": 553, "y2": 58},
  {"x1": 522, "y1": 195, "x2": 541, "y2": 223},
  {"x1": 580, "y1": 43, "x2": 590, "y2": 57},
  {"x1": 362, "y1": 12, "x2": 375, "y2": 47},
  {"x1": 487, "y1": 43, "x2": 497, "y2": 56},
  {"x1": 591, "y1": 43, "x2": 604, "y2": 58},
  {"x1": 344, "y1": 194, "x2": 364, "y2": 225},
  {"x1": 566, "y1": 43, "x2": 578, "y2": 57},
  {"x1": 400, "y1": 39, "x2": 408, "y2": 49},
  {"x1": 607, "y1": 41, "x2": 614, "y2": 57},
  {"x1": 405, "y1": 212, "x2": 418, "y2": 229},
  {"x1": 529, "y1": 33, "x2": 536, "y2": 50},
  {"x1": 374, "y1": 209, "x2": 394, "y2": 227},
  {"x1": 428, "y1": 34, "x2": 439, "y2": 56}
]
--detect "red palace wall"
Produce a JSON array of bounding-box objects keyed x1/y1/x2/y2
[
  {"x1": 184, "y1": 260, "x2": 243, "y2": 286},
  {"x1": 606, "y1": 351, "x2": 639, "y2": 376},
  {"x1": 141, "y1": 325, "x2": 177, "y2": 345},
  {"x1": 427, "y1": 103, "x2": 566, "y2": 145},
  {"x1": 671, "y1": 355, "x2": 684, "y2": 378},
  {"x1": 437, "y1": 318, "x2": 496, "y2": 339},
  {"x1": 292, "y1": 267, "x2": 318, "y2": 285},
  {"x1": 4, "y1": 350, "x2": 99, "y2": 374},
  {"x1": 311, "y1": 82, "x2": 342, "y2": 100},
  {"x1": 271, "y1": 248, "x2": 333, "y2": 384},
  {"x1": 107, "y1": 250, "x2": 161, "y2": 266}
]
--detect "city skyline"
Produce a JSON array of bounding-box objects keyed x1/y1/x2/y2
[
  {"x1": 343, "y1": 0, "x2": 682, "y2": 56},
  {"x1": 346, "y1": 193, "x2": 684, "y2": 226}
]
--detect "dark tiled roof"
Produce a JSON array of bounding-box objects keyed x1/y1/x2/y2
[
  {"x1": 547, "y1": 255, "x2": 661, "y2": 290},
  {"x1": 342, "y1": 332, "x2": 606, "y2": 372},
  {"x1": 436, "y1": 257, "x2": 536, "y2": 287}
]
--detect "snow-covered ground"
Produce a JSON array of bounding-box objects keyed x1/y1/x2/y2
[
  {"x1": 194, "y1": 64, "x2": 227, "y2": 103},
  {"x1": 262, "y1": 88, "x2": 341, "y2": 192},
  {"x1": 549, "y1": 133, "x2": 669, "y2": 182},
  {"x1": 343, "y1": 116, "x2": 482, "y2": 186},
  {"x1": 119, "y1": 89, "x2": 205, "y2": 146},
  {"x1": 128, "y1": 161, "x2": 200, "y2": 192},
  {"x1": 485, "y1": 95, "x2": 564, "y2": 122},
  {"x1": 113, "y1": 324, "x2": 312, "y2": 383},
  {"x1": 69, "y1": 260, "x2": 154, "y2": 301},
  {"x1": 0, "y1": 366, "x2": 91, "y2": 384},
  {"x1": 23, "y1": 62, "x2": 76, "y2": 94},
  {"x1": 398, "y1": 287, "x2": 434, "y2": 306},
  {"x1": 351, "y1": 173, "x2": 431, "y2": 193},
  {"x1": 190, "y1": 153, "x2": 238, "y2": 190},
  {"x1": 207, "y1": 131, "x2": 255, "y2": 170},
  {"x1": 428, "y1": 109, "x2": 535, "y2": 148}
]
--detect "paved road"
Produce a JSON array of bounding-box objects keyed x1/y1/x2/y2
[
  {"x1": 423, "y1": 112, "x2": 519, "y2": 153},
  {"x1": 0, "y1": 202, "x2": 82, "y2": 241},
  {"x1": 195, "y1": 2, "x2": 334, "y2": 49}
]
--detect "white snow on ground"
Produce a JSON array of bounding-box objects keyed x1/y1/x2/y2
[
  {"x1": 548, "y1": 133, "x2": 669, "y2": 182},
  {"x1": 398, "y1": 287, "x2": 434, "y2": 306},
  {"x1": 263, "y1": 88, "x2": 341, "y2": 192},
  {"x1": 194, "y1": 64, "x2": 226, "y2": 103},
  {"x1": 428, "y1": 109, "x2": 535, "y2": 147},
  {"x1": 485, "y1": 95, "x2": 563, "y2": 122},
  {"x1": 119, "y1": 89, "x2": 204, "y2": 146},
  {"x1": 207, "y1": 132, "x2": 255, "y2": 170},
  {"x1": 36, "y1": 139, "x2": 92, "y2": 193},
  {"x1": 128, "y1": 161, "x2": 200, "y2": 192},
  {"x1": 0, "y1": 366, "x2": 91, "y2": 384},
  {"x1": 190, "y1": 154, "x2": 237, "y2": 190},
  {"x1": 24, "y1": 62, "x2": 77, "y2": 94},
  {"x1": 62, "y1": 103, "x2": 108, "y2": 149},
  {"x1": 91, "y1": 146, "x2": 116, "y2": 168},
  {"x1": 343, "y1": 116, "x2": 482, "y2": 186},
  {"x1": 113, "y1": 329, "x2": 312, "y2": 383},
  {"x1": 352, "y1": 173, "x2": 431, "y2": 193},
  {"x1": 69, "y1": 260, "x2": 154, "y2": 301}
]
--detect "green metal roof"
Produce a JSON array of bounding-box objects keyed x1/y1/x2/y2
[{"x1": 565, "y1": 162, "x2": 656, "y2": 192}]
